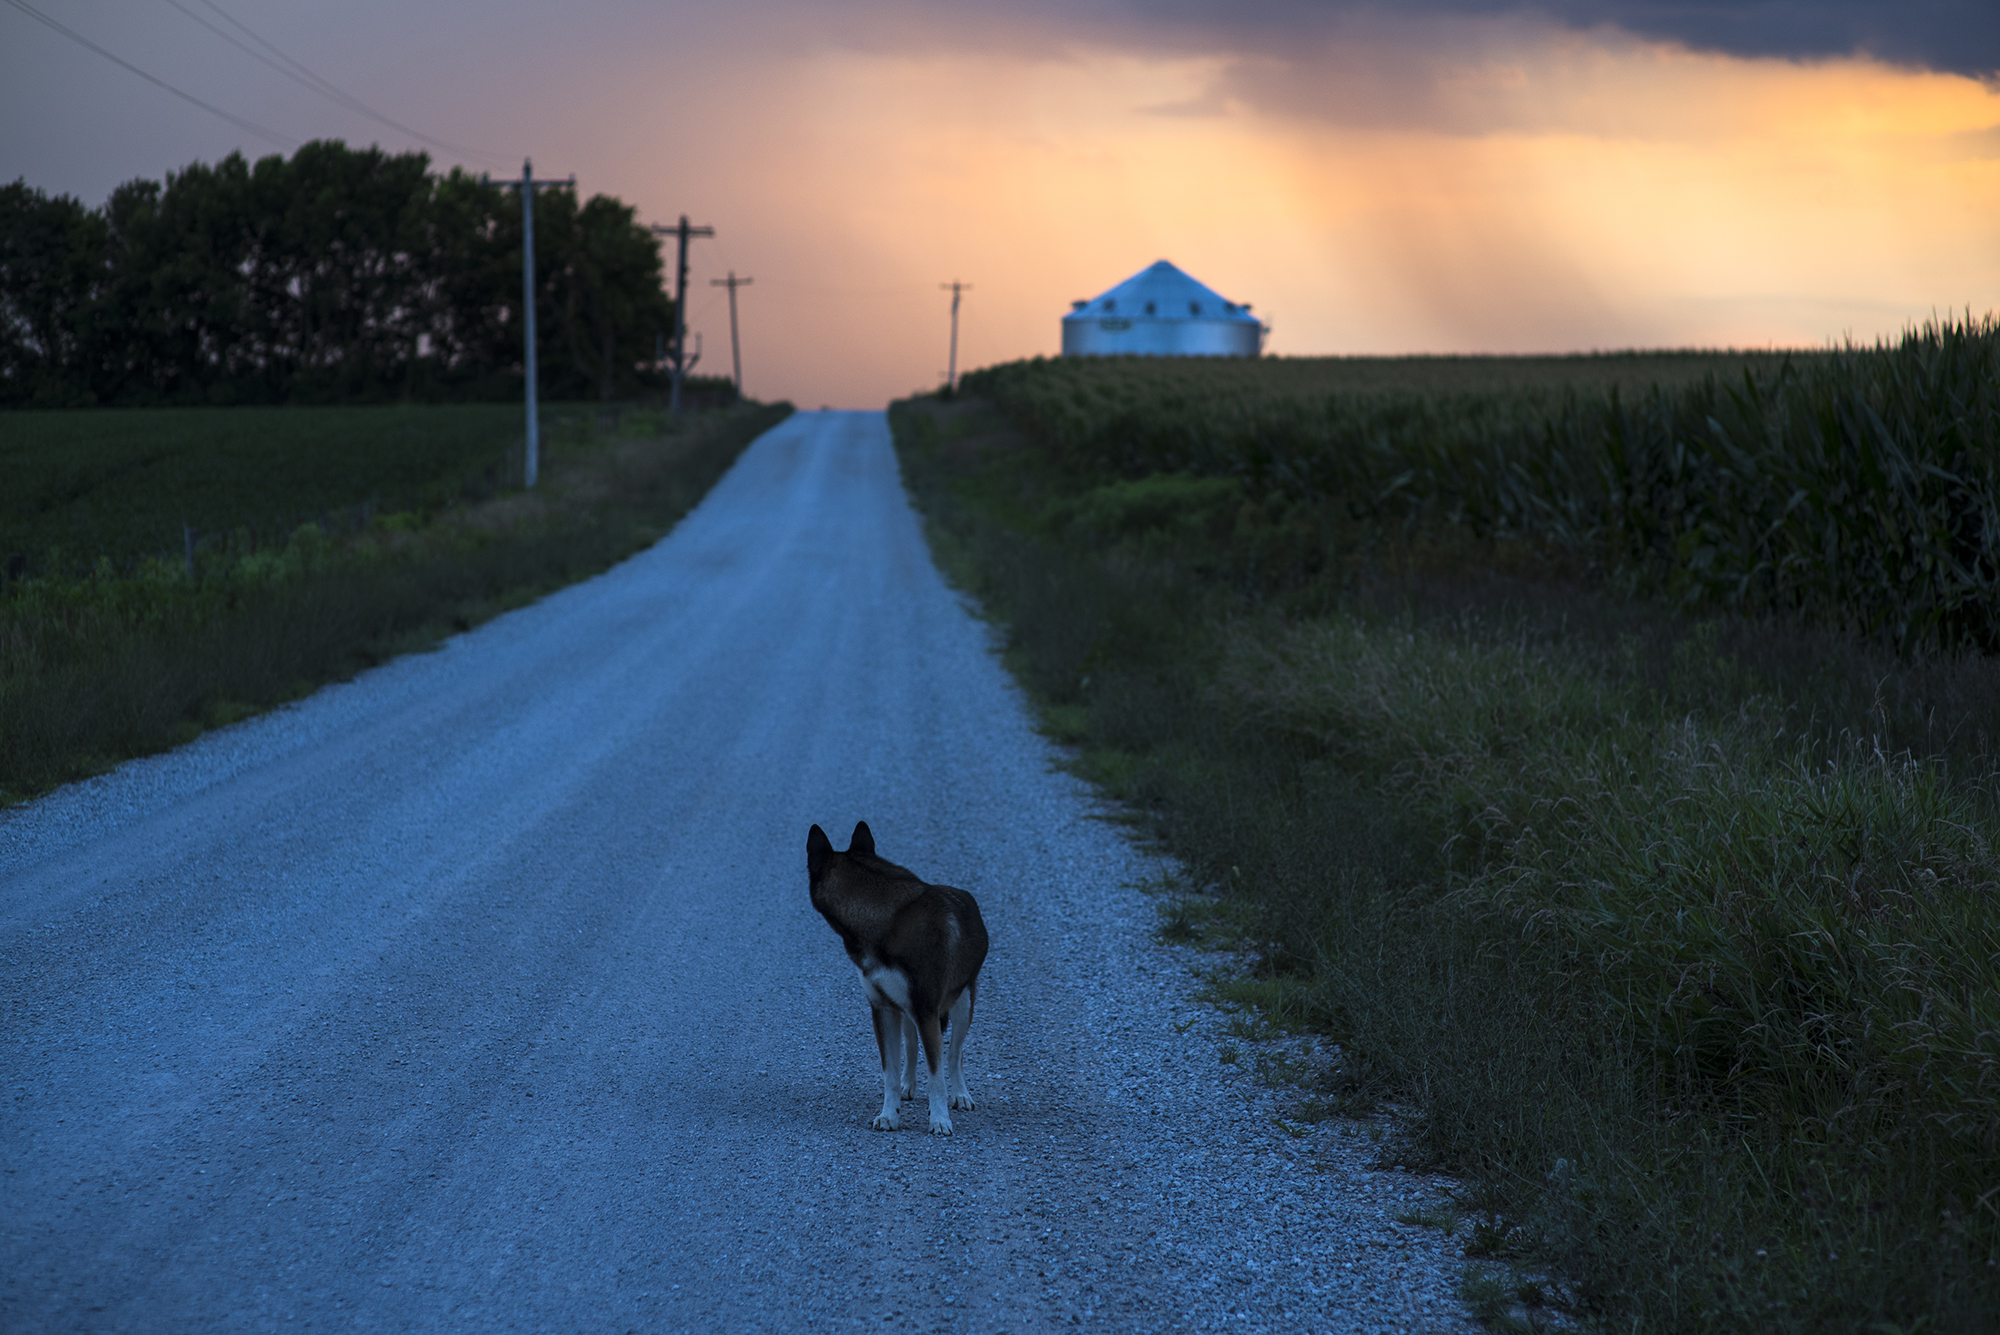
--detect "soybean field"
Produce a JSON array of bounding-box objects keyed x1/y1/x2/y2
[{"x1": 0, "y1": 403, "x2": 531, "y2": 574}]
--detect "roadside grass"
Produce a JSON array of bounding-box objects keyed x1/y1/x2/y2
[
  {"x1": 0, "y1": 401, "x2": 790, "y2": 802},
  {"x1": 890, "y1": 392, "x2": 2000, "y2": 1332}
]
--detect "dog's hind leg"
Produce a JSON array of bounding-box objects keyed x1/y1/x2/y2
[
  {"x1": 899, "y1": 1014, "x2": 919, "y2": 1101},
  {"x1": 917, "y1": 1012, "x2": 953, "y2": 1135},
  {"x1": 945, "y1": 987, "x2": 976, "y2": 1111},
  {"x1": 868, "y1": 1006, "x2": 902, "y2": 1131}
]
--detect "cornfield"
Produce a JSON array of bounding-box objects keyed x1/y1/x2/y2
[{"x1": 962, "y1": 317, "x2": 2000, "y2": 655}]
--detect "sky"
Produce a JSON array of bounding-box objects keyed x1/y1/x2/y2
[{"x1": 3, "y1": 0, "x2": 1997, "y2": 408}]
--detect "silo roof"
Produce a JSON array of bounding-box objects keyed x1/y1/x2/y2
[{"x1": 1065, "y1": 260, "x2": 1257, "y2": 323}]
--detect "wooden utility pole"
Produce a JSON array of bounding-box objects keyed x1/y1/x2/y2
[
  {"x1": 483, "y1": 160, "x2": 575, "y2": 487},
  {"x1": 651, "y1": 217, "x2": 714, "y2": 414},
  {"x1": 708, "y1": 272, "x2": 753, "y2": 398},
  {"x1": 941, "y1": 280, "x2": 971, "y2": 393}
]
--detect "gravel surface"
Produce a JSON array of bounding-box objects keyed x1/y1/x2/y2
[{"x1": 2, "y1": 410, "x2": 1477, "y2": 1333}]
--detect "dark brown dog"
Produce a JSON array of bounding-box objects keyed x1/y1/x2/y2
[{"x1": 807, "y1": 821, "x2": 988, "y2": 1134}]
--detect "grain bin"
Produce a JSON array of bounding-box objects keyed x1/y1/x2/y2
[{"x1": 1061, "y1": 260, "x2": 1265, "y2": 357}]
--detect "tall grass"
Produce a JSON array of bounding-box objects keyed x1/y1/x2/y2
[
  {"x1": 1223, "y1": 614, "x2": 2000, "y2": 1326},
  {"x1": 0, "y1": 402, "x2": 789, "y2": 801},
  {"x1": 892, "y1": 388, "x2": 2000, "y2": 1332}
]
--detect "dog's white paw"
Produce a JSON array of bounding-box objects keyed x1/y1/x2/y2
[
  {"x1": 927, "y1": 1112, "x2": 953, "y2": 1135},
  {"x1": 870, "y1": 1112, "x2": 901, "y2": 1131},
  {"x1": 899, "y1": 1083, "x2": 914, "y2": 1101},
  {"x1": 948, "y1": 1091, "x2": 976, "y2": 1111}
]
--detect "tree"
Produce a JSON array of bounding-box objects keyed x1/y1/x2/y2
[
  {"x1": 0, "y1": 142, "x2": 680, "y2": 407},
  {"x1": 534, "y1": 189, "x2": 674, "y2": 401},
  {"x1": 0, "y1": 181, "x2": 109, "y2": 406}
]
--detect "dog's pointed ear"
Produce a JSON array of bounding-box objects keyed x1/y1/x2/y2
[
  {"x1": 850, "y1": 820, "x2": 875, "y2": 857},
  {"x1": 807, "y1": 824, "x2": 833, "y2": 879}
]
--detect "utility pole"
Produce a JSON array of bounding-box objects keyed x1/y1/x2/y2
[
  {"x1": 941, "y1": 280, "x2": 971, "y2": 394},
  {"x1": 483, "y1": 159, "x2": 575, "y2": 488},
  {"x1": 709, "y1": 271, "x2": 753, "y2": 398},
  {"x1": 650, "y1": 217, "x2": 714, "y2": 414}
]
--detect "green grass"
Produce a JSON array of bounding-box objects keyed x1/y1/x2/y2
[
  {"x1": 0, "y1": 401, "x2": 789, "y2": 801},
  {"x1": 0, "y1": 402, "x2": 552, "y2": 573},
  {"x1": 891, "y1": 374, "x2": 2000, "y2": 1333}
]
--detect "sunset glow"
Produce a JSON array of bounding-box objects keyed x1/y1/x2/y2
[
  {"x1": 662, "y1": 40, "x2": 2000, "y2": 404},
  {"x1": 4, "y1": 2, "x2": 1996, "y2": 406}
]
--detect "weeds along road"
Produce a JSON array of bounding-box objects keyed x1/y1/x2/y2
[{"x1": 2, "y1": 411, "x2": 1472, "y2": 1334}]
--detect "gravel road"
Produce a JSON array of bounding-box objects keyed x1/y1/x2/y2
[{"x1": 3, "y1": 411, "x2": 1476, "y2": 1333}]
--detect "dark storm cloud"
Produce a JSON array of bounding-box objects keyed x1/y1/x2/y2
[
  {"x1": 1539, "y1": 0, "x2": 1996, "y2": 76},
  {"x1": 841, "y1": 0, "x2": 1999, "y2": 139},
  {"x1": 1016, "y1": 0, "x2": 2000, "y2": 77}
]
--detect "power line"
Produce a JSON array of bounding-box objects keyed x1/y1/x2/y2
[
  {"x1": 170, "y1": 0, "x2": 499, "y2": 166},
  {"x1": 3, "y1": 0, "x2": 294, "y2": 148}
]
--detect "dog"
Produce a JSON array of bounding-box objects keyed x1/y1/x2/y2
[{"x1": 806, "y1": 821, "x2": 989, "y2": 1135}]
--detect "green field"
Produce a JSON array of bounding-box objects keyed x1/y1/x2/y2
[
  {"x1": 0, "y1": 401, "x2": 789, "y2": 800},
  {"x1": 967, "y1": 345, "x2": 1814, "y2": 421},
  {"x1": 901, "y1": 319, "x2": 2000, "y2": 1332},
  {"x1": 0, "y1": 403, "x2": 538, "y2": 573}
]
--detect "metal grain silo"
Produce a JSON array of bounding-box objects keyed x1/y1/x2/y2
[{"x1": 1061, "y1": 260, "x2": 1265, "y2": 357}]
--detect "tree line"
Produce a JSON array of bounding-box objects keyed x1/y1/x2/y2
[{"x1": 0, "y1": 140, "x2": 684, "y2": 408}]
